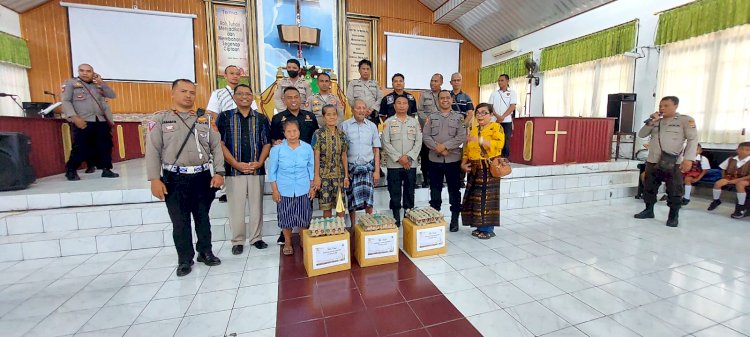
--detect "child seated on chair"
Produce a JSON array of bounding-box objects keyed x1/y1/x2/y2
[
  {"x1": 707, "y1": 142, "x2": 750, "y2": 218},
  {"x1": 681, "y1": 144, "x2": 710, "y2": 206}
]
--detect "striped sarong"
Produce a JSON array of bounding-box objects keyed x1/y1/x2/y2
[
  {"x1": 277, "y1": 194, "x2": 312, "y2": 229},
  {"x1": 347, "y1": 161, "x2": 375, "y2": 211},
  {"x1": 461, "y1": 160, "x2": 501, "y2": 228}
]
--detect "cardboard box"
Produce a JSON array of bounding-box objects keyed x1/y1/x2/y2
[
  {"x1": 402, "y1": 218, "x2": 447, "y2": 258},
  {"x1": 353, "y1": 224, "x2": 399, "y2": 267},
  {"x1": 302, "y1": 229, "x2": 351, "y2": 277}
]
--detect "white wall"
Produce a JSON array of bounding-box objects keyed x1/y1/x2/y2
[
  {"x1": 482, "y1": 0, "x2": 695, "y2": 126},
  {"x1": 0, "y1": 5, "x2": 21, "y2": 36},
  {"x1": 0, "y1": 5, "x2": 29, "y2": 117}
]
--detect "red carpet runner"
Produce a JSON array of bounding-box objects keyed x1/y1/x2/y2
[{"x1": 275, "y1": 236, "x2": 482, "y2": 337}]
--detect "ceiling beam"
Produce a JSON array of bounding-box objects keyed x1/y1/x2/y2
[{"x1": 434, "y1": 0, "x2": 483, "y2": 24}]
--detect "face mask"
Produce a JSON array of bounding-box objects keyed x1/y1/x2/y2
[{"x1": 287, "y1": 70, "x2": 299, "y2": 78}]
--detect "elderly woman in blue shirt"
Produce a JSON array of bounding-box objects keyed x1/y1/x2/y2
[{"x1": 267, "y1": 120, "x2": 316, "y2": 255}]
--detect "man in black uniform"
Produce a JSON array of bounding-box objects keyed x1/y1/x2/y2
[
  {"x1": 146, "y1": 79, "x2": 225, "y2": 276},
  {"x1": 270, "y1": 87, "x2": 319, "y2": 245},
  {"x1": 378, "y1": 73, "x2": 417, "y2": 125},
  {"x1": 271, "y1": 87, "x2": 319, "y2": 144},
  {"x1": 61, "y1": 64, "x2": 120, "y2": 180}
]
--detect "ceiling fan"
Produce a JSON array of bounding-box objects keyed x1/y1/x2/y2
[{"x1": 525, "y1": 58, "x2": 540, "y2": 86}]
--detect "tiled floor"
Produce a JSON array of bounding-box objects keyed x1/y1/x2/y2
[
  {"x1": 275, "y1": 236, "x2": 481, "y2": 337},
  {"x1": 1, "y1": 196, "x2": 749, "y2": 336}
]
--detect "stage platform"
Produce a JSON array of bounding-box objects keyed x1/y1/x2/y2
[{"x1": 0, "y1": 158, "x2": 640, "y2": 261}]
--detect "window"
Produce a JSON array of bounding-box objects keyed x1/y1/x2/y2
[
  {"x1": 542, "y1": 55, "x2": 634, "y2": 117},
  {"x1": 656, "y1": 24, "x2": 750, "y2": 143},
  {"x1": 0, "y1": 63, "x2": 30, "y2": 117},
  {"x1": 480, "y1": 76, "x2": 529, "y2": 115}
]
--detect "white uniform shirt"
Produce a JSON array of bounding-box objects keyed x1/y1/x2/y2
[
  {"x1": 719, "y1": 155, "x2": 750, "y2": 170},
  {"x1": 207, "y1": 85, "x2": 257, "y2": 113},
  {"x1": 488, "y1": 87, "x2": 517, "y2": 123},
  {"x1": 697, "y1": 155, "x2": 711, "y2": 170}
]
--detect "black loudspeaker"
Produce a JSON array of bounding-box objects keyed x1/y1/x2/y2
[
  {"x1": 0, "y1": 132, "x2": 36, "y2": 191},
  {"x1": 607, "y1": 93, "x2": 637, "y2": 133}
]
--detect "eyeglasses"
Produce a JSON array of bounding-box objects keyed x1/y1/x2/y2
[{"x1": 476, "y1": 111, "x2": 490, "y2": 116}]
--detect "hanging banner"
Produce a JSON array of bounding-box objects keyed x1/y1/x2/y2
[
  {"x1": 214, "y1": 5, "x2": 249, "y2": 76},
  {"x1": 346, "y1": 17, "x2": 375, "y2": 82}
]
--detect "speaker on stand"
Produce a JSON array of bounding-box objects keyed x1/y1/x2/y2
[{"x1": 0, "y1": 132, "x2": 36, "y2": 191}]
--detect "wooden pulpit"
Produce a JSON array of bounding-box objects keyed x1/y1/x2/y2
[{"x1": 508, "y1": 117, "x2": 615, "y2": 165}]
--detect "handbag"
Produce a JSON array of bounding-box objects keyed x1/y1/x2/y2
[
  {"x1": 478, "y1": 127, "x2": 512, "y2": 178},
  {"x1": 656, "y1": 120, "x2": 679, "y2": 171},
  {"x1": 488, "y1": 157, "x2": 512, "y2": 178}
]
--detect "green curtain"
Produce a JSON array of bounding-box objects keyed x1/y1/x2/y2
[
  {"x1": 656, "y1": 0, "x2": 750, "y2": 45},
  {"x1": 540, "y1": 21, "x2": 636, "y2": 72},
  {"x1": 0, "y1": 32, "x2": 31, "y2": 69},
  {"x1": 479, "y1": 53, "x2": 531, "y2": 86}
]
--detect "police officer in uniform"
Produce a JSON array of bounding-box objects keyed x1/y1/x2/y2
[
  {"x1": 379, "y1": 73, "x2": 418, "y2": 124},
  {"x1": 273, "y1": 59, "x2": 312, "y2": 111},
  {"x1": 381, "y1": 95, "x2": 422, "y2": 226},
  {"x1": 423, "y1": 90, "x2": 467, "y2": 232},
  {"x1": 306, "y1": 72, "x2": 344, "y2": 126},
  {"x1": 417, "y1": 74, "x2": 443, "y2": 188},
  {"x1": 62, "y1": 63, "x2": 119, "y2": 181},
  {"x1": 346, "y1": 59, "x2": 382, "y2": 120},
  {"x1": 449, "y1": 72, "x2": 475, "y2": 125},
  {"x1": 634, "y1": 96, "x2": 698, "y2": 227},
  {"x1": 146, "y1": 79, "x2": 225, "y2": 276}
]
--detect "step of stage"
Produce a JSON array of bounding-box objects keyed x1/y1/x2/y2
[
  {"x1": 0, "y1": 159, "x2": 639, "y2": 212},
  {"x1": 0, "y1": 160, "x2": 639, "y2": 261}
]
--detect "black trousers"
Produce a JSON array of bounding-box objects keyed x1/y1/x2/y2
[
  {"x1": 66, "y1": 121, "x2": 113, "y2": 171},
  {"x1": 163, "y1": 170, "x2": 217, "y2": 264},
  {"x1": 387, "y1": 168, "x2": 416, "y2": 218},
  {"x1": 643, "y1": 162, "x2": 684, "y2": 209},
  {"x1": 429, "y1": 161, "x2": 462, "y2": 213},
  {"x1": 419, "y1": 144, "x2": 431, "y2": 184},
  {"x1": 500, "y1": 122, "x2": 513, "y2": 158}
]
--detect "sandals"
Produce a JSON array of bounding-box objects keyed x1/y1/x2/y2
[
  {"x1": 472, "y1": 230, "x2": 496, "y2": 238},
  {"x1": 477, "y1": 232, "x2": 492, "y2": 240},
  {"x1": 282, "y1": 246, "x2": 294, "y2": 256}
]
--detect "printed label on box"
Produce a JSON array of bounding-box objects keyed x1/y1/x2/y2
[
  {"x1": 364, "y1": 232, "x2": 398, "y2": 259},
  {"x1": 312, "y1": 239, "x2": 348, "y2": 270},
  {"x1": 416, "y1": 226, "x2": 445, "y2": 252}
]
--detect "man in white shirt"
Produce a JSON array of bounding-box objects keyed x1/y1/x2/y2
[
  {"x1": 207, "y1": 65, "x2": 258, "y2": 117},
  {"x1": 487, "y1": 74, "x2": 517, "y2": 158},
  {"x1": 207, "y1": 65, "x2": 257, "y2": 203}
]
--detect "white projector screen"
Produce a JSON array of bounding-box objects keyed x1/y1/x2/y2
[
  {"x1": 385, "y1": 33, "x2": 461, "y2": 91},
  {"x1": 66, "y1": 4, "x2": 196, "y2": 82}
]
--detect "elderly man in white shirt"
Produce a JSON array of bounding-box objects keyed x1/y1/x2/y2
[{"x1": 487, "y1": 73, "x2": 517, "y2": 158}]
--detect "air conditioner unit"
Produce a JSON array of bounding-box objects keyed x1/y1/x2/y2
[{"x1": 492, "y1": 41, "x2": 518, "y2": 58}]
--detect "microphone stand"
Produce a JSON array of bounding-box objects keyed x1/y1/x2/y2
[{"x1": 6, "y1": 95, "x2": 25, "y2": 113}]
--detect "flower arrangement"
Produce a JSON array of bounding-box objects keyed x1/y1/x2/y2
[{"x1": 301, "y1": 65, "x2": 325, "y2": 79}]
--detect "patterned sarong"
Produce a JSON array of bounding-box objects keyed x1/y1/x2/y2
[
  {"x1": 347, "y1": 161, "x2": 375, "y2": 211},
  {"x1": 461, "y1": 160, "x2": 501, "y2": 228}
]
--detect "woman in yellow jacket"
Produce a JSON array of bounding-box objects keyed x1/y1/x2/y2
[{"x1": 461, "y1": 103, "x2": 504, "y2": 239}]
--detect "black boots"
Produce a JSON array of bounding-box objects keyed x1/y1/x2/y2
[
  {"x1": 101, "y1": 169, "x2": 119, "y2": 178},
  {"x1": 65, "y1": 170, "x2": 80, "y2": 181},
  {"x1": 449, "y1": 213, "x2": 459, "y2": 232},
  {"x1": 393, "y1": 210, "x2": 401, "y2": 227},
  {"x1": 197, "y1": 251, "x2": 222, "y2": 266},
  {"x1": 633, "y1": 205, "x2": 655, "y2": 219},
  {"x1": 666, "y1": 208, "x2": 679, "y2": 227}
]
